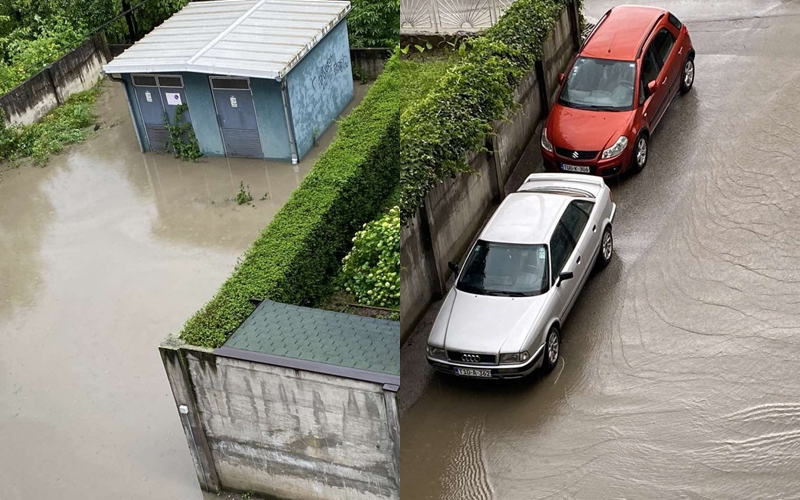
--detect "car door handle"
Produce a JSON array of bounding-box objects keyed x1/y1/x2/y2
[
  {"x1": 576, "y1": 256, "x2": 581, "y2": 264},
  {"x1": 662, "y1": 76, "x2": 668, "y2": 85},
  {"x1": 679, "y1": 47, "x2": 683, "y2": 55},
  {"x1": 592, "y1": 224, "x2": 597, "y2": 233}
]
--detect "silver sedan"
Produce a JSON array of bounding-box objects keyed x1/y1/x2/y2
[{"x1": 426, "y1": 173, "x2": 616, "y2": 379}]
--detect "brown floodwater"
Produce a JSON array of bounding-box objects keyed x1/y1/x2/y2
[
  {"x1": 0, "y1": 78, "x2": 366, "y2": 498},
  {"x1": 401, "y1": 1, "x2": 800, "y2": 498}
]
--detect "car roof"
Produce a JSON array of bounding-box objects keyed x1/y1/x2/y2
[
  {"x1": 581, "y1": 5, "x2": 666, "y2": 61},
  {"x1": 479, "y1": 192, "x2": 571, "y2": 245}
]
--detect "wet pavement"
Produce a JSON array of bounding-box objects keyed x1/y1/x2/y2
[
  {"x1": 0, "y1": 79, "x2": 366, "y2": 499},
  {"x1": 401, "y1": 1, "x2": 800, "y2": 498}
]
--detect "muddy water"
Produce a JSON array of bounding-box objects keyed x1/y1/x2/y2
[
  {"x1": 0, "y1": 80, "x2": 365, "y2": 498},
  {"x1": 401, "y1": 2, "x2": 800, "y2": 498}
]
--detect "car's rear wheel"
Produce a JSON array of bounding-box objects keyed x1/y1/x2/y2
[
  {"x1": 680, "y1": 57, "x2": 695, "y2": 94},
  {"x1": 597, "y1": 226, "x2": 613, "y2": 269},
  {"x1": 629, "y1": 134, "x2": 648, "y2": 174},
  {"x1": 541, "y1": 325, "x2": 561, "y2": 374}
]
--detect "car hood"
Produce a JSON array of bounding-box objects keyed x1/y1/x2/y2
[
  {"x1": 442, "y1": 289, "x2": 548, "y2": 355},
  {"x1": 549, "y1": 104, "x2": 634, "y2": 152}
]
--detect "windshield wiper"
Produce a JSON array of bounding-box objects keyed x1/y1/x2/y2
[{"x1": 491, "y1": 291, "x2": 528, "y2": 297}]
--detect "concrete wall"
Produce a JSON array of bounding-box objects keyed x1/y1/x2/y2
[
  {"x1": 287, "y1": 20, "x2": 354, "y2": 160},
  {"x1": 0, "y1": 35, "x2": 109, "y2": 126},
  {"x1": 183, "y1": 73, "x2": 225, "y2": 157},
  {"x1": 350, "y1": 48, "x2": 392, "y2": 81},
  {"x1": 160, "y1": 341, "x2": 399, "y2": 500},
  {"x1": 251, "y1": 78, "x2": 292, "y2": 161},
  {"x1": 400, "y1": 3, "x2": 580, "y2": 342}
]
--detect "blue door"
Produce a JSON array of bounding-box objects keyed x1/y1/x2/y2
[
  {"x1": 211, "y1": 77, "x2": 263, "y2": 158},
  {"x1": 132, "y1": 75, "x2": 192, "y2": 152}
]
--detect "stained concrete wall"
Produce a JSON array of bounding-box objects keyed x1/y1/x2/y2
[
  {"x1": 251, "y1": 78, "x2": 292, "y2": 161},
  {"x1": 400, "y1": 3, "x2": 580, "y2": 342},
  {"x1": 160, "y1": 341, "x2": 399, "y2": 500},
  {"x1": 350, "y1": 48, "x2": 392, "y2": 81},
  {"x1": 287, "y1": 20, "x2": 354, "y2": 160},
  {"x1": 0, "y1": 35, "x2": 109, "y2": 126}
]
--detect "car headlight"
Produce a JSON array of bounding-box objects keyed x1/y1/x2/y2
[
  {"x1": 499, "y1": 351, "x2": 530, "y2": 364},
  {"x1": 541, "y1": 127, "x2": 553, "y2": 153},
  {"x1": 601, "y1": 136, "x2": 628, "y2": 159},
  {"x1": 427, "y1": 346, "x2": 447, "y2": 360}
]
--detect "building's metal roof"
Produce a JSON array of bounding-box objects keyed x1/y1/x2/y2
[
  {"x1": 103, "y1": 0, "x2": 351, "y2": 80},
  {"x1": 220, "y1": 300, "x2": 399, "y2": 380}
]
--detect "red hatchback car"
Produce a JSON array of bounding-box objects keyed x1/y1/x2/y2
[{"x1": 541, "y1": 6, "x2": 694, "y2": 177}]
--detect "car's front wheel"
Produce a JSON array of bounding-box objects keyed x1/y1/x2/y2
[
  {"x1": 541, "y1": 325, "x2": 561, "y2": 374},
  {"x1": 629, "y1": 134, "x2": 648, "y2": 174},
  {"x1": 680, "y1": 56, "x2": 695, "y2": 94}
]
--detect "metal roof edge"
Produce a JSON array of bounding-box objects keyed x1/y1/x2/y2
[
  {"x1": 214, "y1": 346, "x2": 400, "y2": 389},
  {"x1": 278, "y1": 3, "x2": 352, "y2": 79}
]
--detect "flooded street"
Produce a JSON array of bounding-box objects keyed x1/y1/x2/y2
[
  {"x1": 0, "y1": 80, "x2": 364, "y2": 499},
  {"x1": 401, "y1": 1, "x2": 800, "y2": 498}
]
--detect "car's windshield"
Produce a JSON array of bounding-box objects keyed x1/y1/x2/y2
[
  {"x1": 456, "y1": 240, "x2": 549, "y2": 297},
  {"x1": 558, "y1": 57, "x2": 636, "y2": 111}
]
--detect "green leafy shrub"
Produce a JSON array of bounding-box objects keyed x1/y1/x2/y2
[
  {"x1": 179, "y1": 55, "x2": 454, "y2": 348},
  {"x1": 341, "y1": 206, "x2": 400, "y2": 308},
  {"x1": 1, "y1": 86, "x2": 99, "y2": 165},
  {"x1": 348, "y1": 0, "x2": 399, "y2": 48},
  {"x1": 164, "y1": 104, "x2": 202, "y2": 161},
  {"x1": 236, "y1": 181, "x2": 253, "y2": 205},
  {"x1": 399, "y1": 0, "x2": 573, "y2": 220}
]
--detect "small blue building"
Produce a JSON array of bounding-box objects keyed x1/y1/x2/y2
[{"x1": 103, "y1": 0, "x2": 354, "y2": 163}]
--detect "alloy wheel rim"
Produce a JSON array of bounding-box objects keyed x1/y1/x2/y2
[
  {"x1": 685, "y1": 60, "x2": 694, "y2": 87},
  {"x1": 602, "y1": 231, "x2": 613, "y2": 260},
  {"x1": 548, "y1": 331, "x2": 559, "y2": 364},
  {"x1": 637, "y1": 138, "x2": 647, "y2": 166}
]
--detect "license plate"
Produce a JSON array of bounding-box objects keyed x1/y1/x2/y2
[
  {"x1": 561, "y1": 163, "x2": 591, "y2": 173},
  {"x1": 455, "y1": 367, "x2": 492, "y2": 378}
]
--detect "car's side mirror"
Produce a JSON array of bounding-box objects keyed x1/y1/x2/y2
[
  {"x1": 647, "y1": 80, "x2": 658, "y2": 96},
  {"x1": 558, "y1": 72, "x2": 565, "y2": 85},
  {"x1": 448, "y1": 261, "x2": 459, "y2": 274},
  {"x1": 556, "y1": 271, "x2": 574, "y2": 287}
]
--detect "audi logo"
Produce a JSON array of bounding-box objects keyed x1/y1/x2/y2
[
  {"x1": 461, "y1": 354, "x2": 481, "y2": 363},
  {"x1": 572, "y1": 151, "x2": 579, "y2": 159}
]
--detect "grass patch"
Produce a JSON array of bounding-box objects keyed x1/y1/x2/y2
[{"x1": 1, "y1": 85, "x2": 100, "y2": 165}]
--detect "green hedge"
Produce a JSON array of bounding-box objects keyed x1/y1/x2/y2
[
  {"x1": 180, "y1": 55, "x2": 454, "y2": 348},
  {"x1": 399, "y1": 0, "x2": 573, "y2": 220}
]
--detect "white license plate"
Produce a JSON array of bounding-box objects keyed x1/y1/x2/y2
[
  {"x1": 561, "y1": 164, "x2": 591, "y2": 173},
  {"x1": 455, "y1": 367, "x2": 492, "y2": 378}
]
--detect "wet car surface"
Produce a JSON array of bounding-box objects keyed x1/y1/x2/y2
[{"x1": 400, "y1": 1, "x2": 800, "y2": 498}]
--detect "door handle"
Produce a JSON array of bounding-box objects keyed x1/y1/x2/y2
[
  {"x1": 592, "y1": 224, "x2": 597, "y2": 233},
  {"x1": 679, "y1": 47, "x2": 683, "y2": 55},
  {"x1": 576, "y1": 256, "x2": 581, "y2": 264},
  {"x1": 662, "y1": 76, "x2": 667, "y2": 85}
]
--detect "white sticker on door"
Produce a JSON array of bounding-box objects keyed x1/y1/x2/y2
[
  {"x1": 230, "y1": 96, "x2": 238, "y2": 108},
  {"x1": 145, "y1": 91, "x2": 152, "y2": 102},
  {"x1": 166, "y1": 93, "x2": 182, "y2": 106}
]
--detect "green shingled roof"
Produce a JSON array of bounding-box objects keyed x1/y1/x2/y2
[{"x1": 223, "y1": 300, "x2": 399, "y2": 376}]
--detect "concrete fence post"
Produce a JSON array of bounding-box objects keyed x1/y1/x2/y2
[
  {"x1": 43, "y1": 67, "x2": 63, "y2": 106},
  {"x1": 159, "y1": 341, "x2": 220, "y2": 493},
  {"x1": 486, "y1": 136, "x2": 503, "y2": 202},
  {"x1": 419, "y1": 202, "x2": 446, "y2": 298},
  {"x1": 568, "y1": 0, "x2": 582, "y2": 50}
]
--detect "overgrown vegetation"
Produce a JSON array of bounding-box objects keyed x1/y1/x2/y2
[
  {"x1": 179, "y1": 55, "x2": 454, "y2": 348},
  {"x1": 164, "y1": 104, "x2": 201, "y2": 161},
  {"x1": 399, "y1": 0, "x2": 573, "y2": 220},
  {"x1": 348, "y1": 0, "x2": 399, "y2": 48},
  {"x1": 236, "y1": 181, "x2": 253, "y2": 205},
  {"x1": 0, "y1": 1, "x2": 187, "y2": 94},
  {"x1": 341, "y1": 206, "x2": 400, "y2": 309},
  {"x1": 0, "y1": 85, "x2": 100, "y2": 165}
]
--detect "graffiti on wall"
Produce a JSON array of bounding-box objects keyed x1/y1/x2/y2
[{"x1": 311, "y1": 53, "x2": 349, "y2": 91}]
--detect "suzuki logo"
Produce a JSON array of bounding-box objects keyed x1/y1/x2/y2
[
  {"x1": 572, "y1": 151, "x2": 579, "y2": 159},
  {"x1": 461, "y1": 354, "x2": 481, "y2": 363}
]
